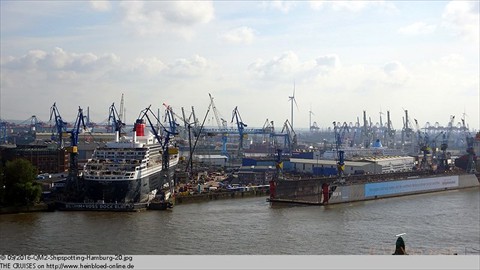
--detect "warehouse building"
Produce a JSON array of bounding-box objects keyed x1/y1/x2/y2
[{"x1": 290, "y1": 156, "x2": 415, "y2": 176}]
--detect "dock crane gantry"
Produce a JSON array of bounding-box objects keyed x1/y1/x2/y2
[
  {"x1": 439, "y1": 115, "x2": 455, "y2": 171},
  {"x1": 333, "y1": 121, "x2": 345, "y2": 178},
  {"x1": 461, "y1": 118, "x2": 477, "y2": 173},
  {"x1": 108, "y1": 103, "x2": 125, "y2": 137},
  {"x1": 137, "y1": 105, "x2": 178, "y2": 190},
  {"x1": 162, "y1": 103, "x2": 181, "y2": 136},
  {"x1": 414, "y1": 119, "x2": 431, "y2": 170},
  {"x1": 231, "y1": 106, "x2": 247, "y2": 156},
  {"x1": 49, "y1": 103, "x2": 69, "y2": 148}
]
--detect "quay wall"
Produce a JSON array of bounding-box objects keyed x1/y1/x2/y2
[
  {"x1": 175, "y1": 188, "x2": 269, "y2": 205},
  {"x1": 271, "y1": 174, "x2": 480, "y2": 205},
  {"x1": 0, "y1": 202, "x2": 54, "y2": 215}
]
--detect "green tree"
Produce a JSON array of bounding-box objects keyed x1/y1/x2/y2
[{"x1": 3, "y1": 159, "x2": 42, "y2": 206}]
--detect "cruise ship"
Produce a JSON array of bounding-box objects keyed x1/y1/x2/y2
[{"x1": 82, "y1": 119, "x2": 179, "y2": 203}]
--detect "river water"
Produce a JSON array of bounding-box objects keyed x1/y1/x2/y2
[{"x1": 1, "y1": 188, "x2": 479, "y2": 255}]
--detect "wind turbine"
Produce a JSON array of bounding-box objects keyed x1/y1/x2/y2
[{"x1": 288, "y1": 82, "x2": 298, "y2": 131}]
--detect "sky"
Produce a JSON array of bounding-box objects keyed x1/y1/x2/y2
[{"x1": 1, "y1": 0, "x2": 479, "y2": 132}]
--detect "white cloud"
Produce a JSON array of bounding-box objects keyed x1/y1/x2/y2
[
  {"x1": 382, "y1": 61, "x2": 409, "y2": 85},
  {"x1": 129, "y1": 57, "x2": 167, "y2": 75},
  {"x1": 262, "y1": 1, "x2": 297, "y2": 13},
  {"x1": 309, "y1": 1, "x2": 326, "y2": 10},
  {"x1": 437, "y1": 54, "x2": 466, "y2": 69},
  {"x1": 248, "y1": 51, "x2": 303, "y2": 79},
  {"x1": 2, "y1": 47, "x2": 119, "y2": 72},
  {"x1": 222, "y1": 27, "x2": 256, "y2": 45},
  {"x1": 309, "y1": 0, "x2": 398, "y2": 13},
  {"x1": 316, "y1": 54, "x2": 341, "y2": 69},
  {"x1": 249, "y1": 52, "x2": 341, "y2": 79},
  {"x1": 442, "y1": 1, "x2": 480, "y2": 42},
  {"x1": 90, "y1": 0, "x2": 111, "y2": 12},
  {"x1": 119, "y1": 1, "x2": 214, "y2": 37},
  {"x1": 399, "y1": 22, "x2": 436, "y2": 35},
  {"x1": 166, "y1": 55, "x2": 211, "y2": 77}
]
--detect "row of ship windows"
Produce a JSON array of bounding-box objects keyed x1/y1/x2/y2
[
  {"x1": 95, "y1": 155, "x2": 145, "y2": 160},
  {"x1": 97, "y1": 151, "x2": 147, "y2": 155},
  {"x1": 91, "y1": 176, "x2": 135, "y2": 180}
]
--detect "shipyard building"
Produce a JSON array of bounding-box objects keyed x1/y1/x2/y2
[{"x1": 290, "y1": 156, "x2": 415, "y2": 176}]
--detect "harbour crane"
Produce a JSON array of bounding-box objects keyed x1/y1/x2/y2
[
  {"x1": 439, "y1": 115, "x2": 455, "y2": 171},
  {"x1": 333, "y1": 121, "x2": 345, "y2": 178},
  {"x1": 208, "y1": 93, "x2": 227, "y2": 129},
  {"x1": 162, "y1": 103, "x2": 180, "y2": 135},
  {"x1": 333, "y1": 121, "x2": 350, "y2": 148},
  {"x1": 66, "y1": 107, "x2": 88, "y2": 179},
  {"x1": 268, "y1": 120, "x2": 294, "y2": 155},
  {"x1": 133, "y1": 106, "x2": 178, "y2": 205},
  {"x1": 181, "y1": 107, "x2": 197, "y2": 138},
  {"x1": 461, "y1": 118, "x2": 477, "y2": 173},
  {"x1": 261, "y1": 118, "x2": 275, "y2": 148},
  {"x1": 18, "y1": 115, "x2": 44, "y2": 133},
  {"x1": 55, "y1": 106, "x2": 88, "y2": 200},
  {"x1": 208, "y1": 93, "x2": 228, "y2": 156},
  {"x1": 138, "y1": 106, "x2": 177, "y2": 175},
  {"x1": 231, "y1": 106, "x2": 247, "y2": 156},
  {"x1": 361, "y1": 111, "x2": 371, "y2": 148},
  {"x1": 401, "y1": 109, "x2": 415, "y2": 152},
  {"x1": 279, "y1": 119, "x2": 297, "y2": 154},
  {"x1": 49, "y1": 103, "x2": 69, "y2": 148},
  {"x1": 385, "y1": 111, "x2": 396, "y2": 148},
  {"x1": 190, "y1": 106, "x2": 199, "y2": 129},
  {"x1": 108, "y1": 103, "x2": 126, "y2": 137},
  {"x1": 414, "y1": 119, "x2": 431, "y2": 170},
  {"x1": 230, "y1": 106, "x2": 275, "y2": 157}
]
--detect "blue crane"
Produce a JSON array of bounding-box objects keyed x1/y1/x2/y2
[
  {"x1": 66, "y1": 107, "x2": 88, "y2": 179},
  {"x1": 137, "y1": 105, "x2": 177, "y2": 172},
  {"x1": 55, "y1": 106, "x2": 88, "y2": 200},
  {"x1": 163, "y1": 103, "x2": 180, "y2": 135},
  {"x1": 266, "y1": 120, "x2": 294, "y2": 156},
  {"x1": 49, "y1": 102, "x2": 69, "y2": 148},
  {"x1": 108, "y1": 103, "x2": 125, "y2": 136},
  {"x1": 231, "y1": 106, "x2": 247, "y2": 155}
]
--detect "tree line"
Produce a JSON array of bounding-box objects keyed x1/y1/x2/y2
[{"x1": 0, "y1": 158, "x2": 42, "y2": 207}]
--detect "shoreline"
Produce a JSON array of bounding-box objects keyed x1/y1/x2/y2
[{"x1": 0, "y1": 188, "x2": 270, "y2": 214}]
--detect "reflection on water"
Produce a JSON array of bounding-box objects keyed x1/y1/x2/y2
[{"x1": 1, "y1": 188, "x2": 479, "y2": 255}]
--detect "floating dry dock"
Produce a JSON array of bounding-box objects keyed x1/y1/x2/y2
[{"x1": 267, "y1": 171, "x2": 480, "y2": 205}]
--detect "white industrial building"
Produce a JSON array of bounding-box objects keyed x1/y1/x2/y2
[
  {"x1": 194, "y1": 154, "x2": 228, "y2": 166},
  {"x1": 290, "y1": 156, "x2": 415, "y2": 175}
]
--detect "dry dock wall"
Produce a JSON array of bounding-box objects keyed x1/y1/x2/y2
[{"x1": 272, "y1": 174, "x2": 479, "y2": 205}]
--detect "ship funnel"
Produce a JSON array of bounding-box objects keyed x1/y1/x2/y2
[{"x1": 135, "y1": 119, "x2": 146, "y2": 137}]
